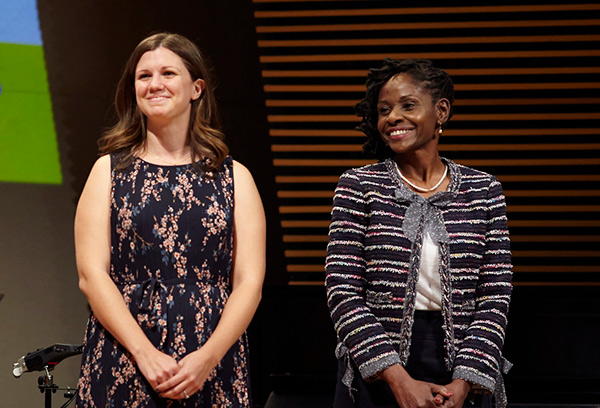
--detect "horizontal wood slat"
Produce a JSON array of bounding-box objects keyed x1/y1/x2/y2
[
  {"x1": 259, "y1": 35, "x2": 600, "y2": 47},
  {"x1": 269, "y1": 128, "x2": 599, "y2": 137},
  {"x1": 285, "y1": 265, "x2": 600, "y2": 273},
  {"x1": 254, "y1": 4, "x2": 600, "y2": 18},
  {"x1": 276, "y1": 175, "x2": 600, "y2": 183},
  {"x1": 263, "y1": 67, "x2": 600, "y2": 77},
  {"x1": 281, "y1": 234, "x2": 600, "y2": 242},
  {"x1": 260, "y1": 50, "x2": 600, "y2": 63},
  {"x1": 267, "y1": 98, "x2": 600, "y2": 106},
  {"x1": 278, "y1": 217, "x2": 600, "y2": 227},
  {"x1": 256, "y1": 20, "x2": 600, "y2": 33},
  {"x1": 273, "y1": 144, "x2": 600, "y2": 152},
  {"x1": 284, "y1": 249, "x2": 600, "y2": 258},
  {"x1": 265, "y1": 84, "x2": 600, "y2": 92},
  {"x1": 276, "y1": 189, "x2": 600, "y2": 198},
  {"x1": 273, "y1": 158, "x2": 600, "y2": 166}
]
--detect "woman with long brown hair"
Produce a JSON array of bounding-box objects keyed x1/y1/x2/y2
[{"x1": 74, "y1": 32, "x2": 265, "y2": 407}]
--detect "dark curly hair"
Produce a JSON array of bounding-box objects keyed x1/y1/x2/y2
[{"x1": 356, "y1": 58, "x2": 454, "y2": 161}]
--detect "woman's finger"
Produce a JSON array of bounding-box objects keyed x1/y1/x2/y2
[
  {"x1": 430, "y1": 383, "x2": 453, "y2": 398},
  {"x1": 160, "y1": 384, "x2": 195, "y2": 400}
]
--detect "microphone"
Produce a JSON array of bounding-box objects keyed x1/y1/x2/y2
[{"x1": 12, "y1": 343, "x2": 83, "y2": 378}]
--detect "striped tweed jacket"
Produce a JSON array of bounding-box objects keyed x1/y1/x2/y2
[{"x1": 325, "y1": 157, "x2": 512, "y2": 396}]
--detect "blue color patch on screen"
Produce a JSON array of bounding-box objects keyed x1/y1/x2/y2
[{"x1": 0, "y1": 0, "x2": 43, "y2": 45}]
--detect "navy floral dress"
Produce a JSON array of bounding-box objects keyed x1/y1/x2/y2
[{"x1": 76, "y1": 154, "x2": 251, "y2": 407}]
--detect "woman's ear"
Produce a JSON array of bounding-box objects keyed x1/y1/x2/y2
[
  {"x1": 192, "y1": 79, "x2": 205, "y2": 101},
  {"x1": 436, "y1": 98, "x2": 451, "y2": 126}
]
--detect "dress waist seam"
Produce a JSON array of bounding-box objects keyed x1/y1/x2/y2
[{"x1": 114, "y1": 278, "x2": 212, "y2": 286}]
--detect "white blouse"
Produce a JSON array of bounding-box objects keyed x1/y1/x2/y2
[{"x1": 415, "y1": 232, "x2": 442, "y2": 311}]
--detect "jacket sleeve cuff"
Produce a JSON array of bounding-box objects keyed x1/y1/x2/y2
[
  {"x1": 359, "y1": 352, "x2": 402, "y2": 380},
  {"x1": 452, "y1": 367, "x2": 495, "y2": 394}
]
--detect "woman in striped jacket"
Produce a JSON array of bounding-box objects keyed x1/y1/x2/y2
[{"x1": 326, "y1": 59, "x2": 512, "y2": 408}]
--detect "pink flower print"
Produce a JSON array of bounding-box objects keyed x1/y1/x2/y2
[
  {"x1": 194, "y1": 310, "x2": 205, "y2": 338},
  {"x1": 173, "y1": 316, "x2": 187, "y2": 357},
  {"x1": 201, "y1": 195, "x2": 229, "y2": 245}
]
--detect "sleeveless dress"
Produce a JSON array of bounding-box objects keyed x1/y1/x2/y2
[{"x1": 76, "y1": 154, "x2": 251, "y2": 407}]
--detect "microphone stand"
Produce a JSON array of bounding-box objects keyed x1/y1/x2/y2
[
  {"x1": 37, "y1": 365, "x2": 76, "y2": 408},
  {"x1": 38, "y1": 366, "x2": 57, "y2": 408}
]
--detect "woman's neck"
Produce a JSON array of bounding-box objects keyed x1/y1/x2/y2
[
  {"x1": 395, "y1": 152, "x2": 444, "y2": 183},
  {"x1": 141, "y1": 127, "x2": 192, "y2": 165},
  {"x1": 394, "y1": 153, "x2": 449, "y2": 198}
]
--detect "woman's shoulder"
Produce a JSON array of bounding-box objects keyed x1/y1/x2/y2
[
  {"x1": 104, "y1": 150, "x2": 138, "y2": 173},
  {"x1": 230, "y1": 156, "x2": 246, "y2": 174},
  {"x1": 447, "y1": 158, "x2": 499, "y2": 186},
  {"x1": 230, "y1": 157, "x2": 256, "y2": 185},
  {"x1": 78, "y1": 154, "x2": 112, "y2": 204},
  {"x1": 353, "y1": 160, "x2": 387, "y2": 173},
  {"x1": 456, "y1": 163, "x2": 492, "y2": 178},
  {"x1": 340, "y1": 160, "x2": 389, "y2": 182},
  {"x1": 89, "y1": 154, "x2": 112, "y2": 175},
  {"x1": 334, "y1": 161, "x2": 394, "y2": 199},
  {"x1": 445, "y1": 159, "x2": 505, "y2": 202}
]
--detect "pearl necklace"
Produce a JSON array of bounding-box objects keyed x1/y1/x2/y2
[{"x1": 396, "y1": 162, "x2": 448, "y2": 193}]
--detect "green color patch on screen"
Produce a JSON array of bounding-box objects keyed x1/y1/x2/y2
[{"x1": 0, "y1": 42, "x2": 62, "y2": 184}]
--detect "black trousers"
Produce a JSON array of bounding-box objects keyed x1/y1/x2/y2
[{"x1": 333, "y1": 311, "x2": 493, "y2": 408}]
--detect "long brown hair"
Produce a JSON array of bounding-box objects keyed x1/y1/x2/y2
[{"x1": 98, "y1": 32, "x2": 228, "y2": 173}]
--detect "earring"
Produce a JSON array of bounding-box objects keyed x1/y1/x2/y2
[{"x1": 437, "y1": 122, "x2": 443, "y2": 135}]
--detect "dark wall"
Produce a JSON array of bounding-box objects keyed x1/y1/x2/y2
[{"x1": 503, "y1": 286, "x2": 600, "y2": 404}]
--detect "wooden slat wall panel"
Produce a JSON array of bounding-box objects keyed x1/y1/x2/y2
[{"x1": 252, "y1": 0, "x2": 600, "y2": 286}]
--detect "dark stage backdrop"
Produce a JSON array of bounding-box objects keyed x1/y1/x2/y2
[{"x1": 0, "y1": 1, "x2": 598, "y2": 407}]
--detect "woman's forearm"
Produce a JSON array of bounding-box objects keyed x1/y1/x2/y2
[
  {"x1": 78, "y1": 270, "x2": 156, "y2": 359},
  {"x1": 196, "y1": 279, "x2": 262, "y2": 362}
]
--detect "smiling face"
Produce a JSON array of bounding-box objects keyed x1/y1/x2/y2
[
  {"x1": 134, "y1": 47, "x2": 203, "y2": 126},
  {"x1": 376, "y1": 73, "x2": 449, "y2": 157}
]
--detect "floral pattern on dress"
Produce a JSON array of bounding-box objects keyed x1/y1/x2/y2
[{"x1": 76, "y1": 155, "x2": 251, "y2": 407}]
